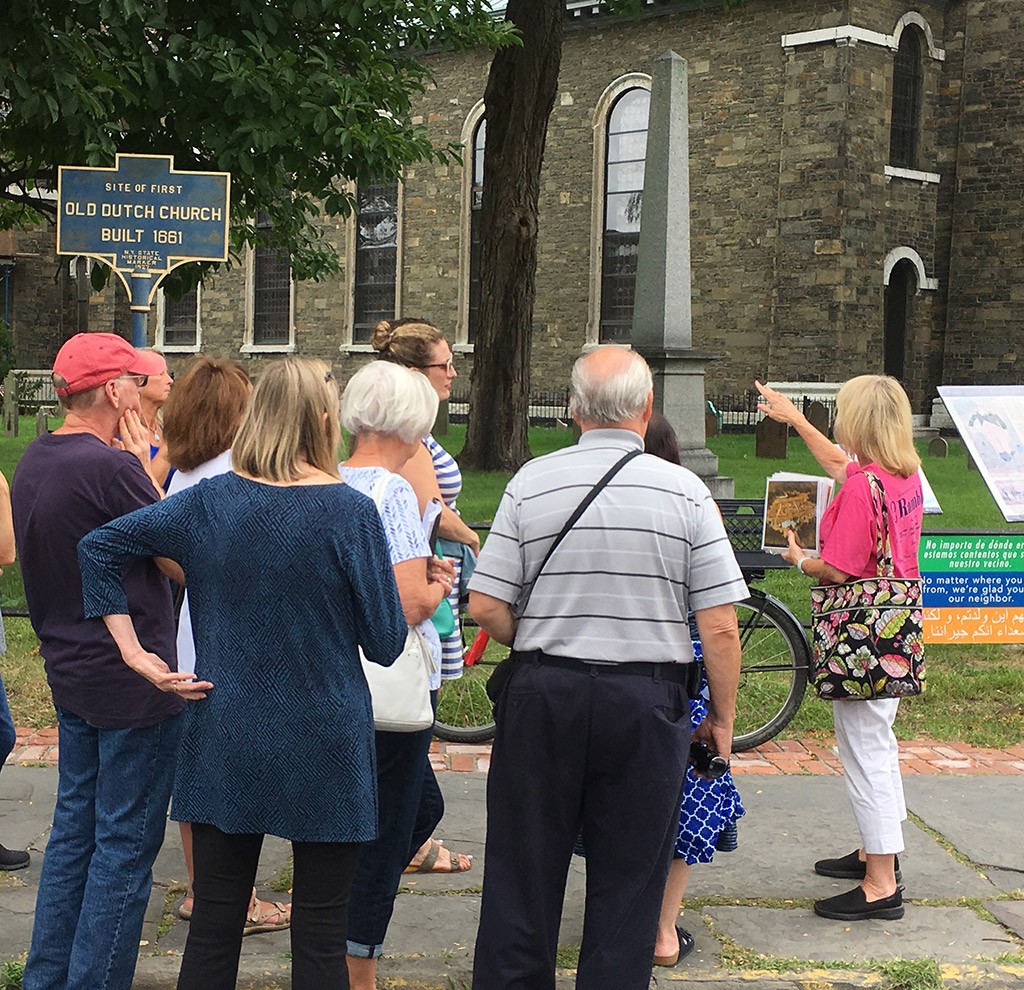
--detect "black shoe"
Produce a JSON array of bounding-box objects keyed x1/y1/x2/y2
[
  {"x1": 814, "y1": 885, "x2": 904, "y2": 921},
  {"x1": 814, "y1": 849, "x2": 901, "y2": 882},
  {"x1": 0, "y1": 844, "x2": 30, "y2": 871}
]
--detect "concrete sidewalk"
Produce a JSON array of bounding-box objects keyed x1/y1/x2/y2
[{"x1": 2, "y1": 764, "x2": 1023, "y2": 989}]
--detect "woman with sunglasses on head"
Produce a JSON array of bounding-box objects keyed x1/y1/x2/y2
[{"x1": 372, "y1": 318, "x2": 476, "y2": 876}]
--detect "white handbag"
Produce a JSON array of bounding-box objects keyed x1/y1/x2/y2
[
  {"x1": 358, "y1": 472, "x2": 438, "y2": 732},
  {"x1": 361, "y1": 625, "x2": 436, "y2": 732}
]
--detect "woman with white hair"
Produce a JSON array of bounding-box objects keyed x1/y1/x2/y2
[
  {"x1": 78, "y1": 357, "x2": 407, "y2": 989},
  {"x1": 338, "y1": 361, "x2": 461, "y2": 990}
]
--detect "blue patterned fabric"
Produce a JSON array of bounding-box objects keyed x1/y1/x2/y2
[
  {"x1": 674, "y1": 663, "x2": 745, "y2": 864},
  {"x1": 339, "y1": 466, "x2": 442, "y2": 690},
  {"x1": 423, "y1": 435, "x2": 466, "y2": 679},
  {"x1": 78, "y1": 473, "x2": 407, "y2": 843}
]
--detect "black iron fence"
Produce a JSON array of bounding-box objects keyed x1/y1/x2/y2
[
  {"x1": 707, "y1": 391, "x2": 837, "y2": 435},
  {"x1": 449, "y1": 386, "x2": 571, "y2": 426}
]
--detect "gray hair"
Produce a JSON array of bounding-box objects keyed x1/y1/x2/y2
[
  {"x1": 568, "y1": 349, "x2": 653, "y2": 426},
  {"x1": 340, "y1": 361, "x2": 438, "y2": 443}
]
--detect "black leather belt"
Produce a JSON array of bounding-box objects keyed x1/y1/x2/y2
[{"x1": 515, "y1": 650, "x2": 701, "y2": 696}]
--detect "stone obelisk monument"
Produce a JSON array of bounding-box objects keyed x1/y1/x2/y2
[{"x1": 632, "y1": 51, "x2": 733, "y2": 497}]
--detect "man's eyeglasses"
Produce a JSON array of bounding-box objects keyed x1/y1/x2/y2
[
  {"x1": 116, "y1": 374, "x2": 149, "y2": 388},
  {"x1": 418, "y1": 360, "x2": 455, "y2": 373}
]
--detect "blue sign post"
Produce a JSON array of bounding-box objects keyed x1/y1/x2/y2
[{"x1": 56, "y1": 154, "x2": 230, "y2": 347}]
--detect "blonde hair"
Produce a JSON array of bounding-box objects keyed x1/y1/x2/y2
[
  {"x1": 371, "y1": 317, "x2": 446, "y2": 369},
  {"x1": 232, "y1": 358, "x2": 340, "y2": 482},
  {"x1": 833, "y1": 375, "x2": 920, "y2": 478}
]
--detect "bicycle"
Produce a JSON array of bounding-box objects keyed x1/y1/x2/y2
[{"x1": 432, "y1": 582, "x2": 811, "y2": 751}]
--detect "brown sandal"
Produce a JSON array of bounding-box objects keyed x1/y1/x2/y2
[{"x1": 403, "y1": 839, "x2": 473, "y2": 875}]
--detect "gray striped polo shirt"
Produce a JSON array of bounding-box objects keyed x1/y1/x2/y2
[{"x1": 469, "y1": 429, "x2": 748, "y2": 664}]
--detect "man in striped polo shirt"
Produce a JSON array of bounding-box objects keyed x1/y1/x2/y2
[{"x1": 468, "y1": 347, "x2": 746, "y2": 990}]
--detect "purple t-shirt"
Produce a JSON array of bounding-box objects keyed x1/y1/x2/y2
[{"x1": 11, "y1": 433, "x2": 182, "y2": 728}]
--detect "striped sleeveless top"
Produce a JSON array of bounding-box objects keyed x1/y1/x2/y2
[{"x1": 424, "y1": 434, "x2": 462, "y2": 508}]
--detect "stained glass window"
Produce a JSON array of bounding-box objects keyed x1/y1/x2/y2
[{"x1": 353, "y1": 181, "x2": 399, "y2": 343}]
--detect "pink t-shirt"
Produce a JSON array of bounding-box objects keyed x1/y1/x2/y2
[{"x1": 819, "y1": 462, "x2": 923, "y2": 580}]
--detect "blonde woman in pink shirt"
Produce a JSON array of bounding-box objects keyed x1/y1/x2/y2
[{"x1": 756, "y1": 376, "x2": 922, "y2": 924}]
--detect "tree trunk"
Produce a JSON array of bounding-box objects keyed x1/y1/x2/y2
[{"x1": 460, "y1": 0, "x2": 563, "y2": 472}]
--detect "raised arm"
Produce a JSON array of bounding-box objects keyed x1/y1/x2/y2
[{"x1": 754, "y1": 381, "x2": 850, "y2": 482}]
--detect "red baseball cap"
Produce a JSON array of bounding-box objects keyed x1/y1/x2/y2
[{"x1": 51, "y1": 332, "x2": 151, "y2": 397}]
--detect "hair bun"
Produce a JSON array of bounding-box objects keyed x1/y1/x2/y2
[{"x1": 371, "y1": 320, "x2": 397, "y2": 353}]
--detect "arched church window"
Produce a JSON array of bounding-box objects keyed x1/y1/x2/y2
[
  {"x1": 890, "y1": 28, "x2": 923, "y2": 169},
  {"x1": 884, "y1": 258, "x2": 916, "y2": 380},
  {"x1": 599, "y1": 88, "x2": 650, "y2": 343},
  {"x1": 467, "y1": 119, "x2": 486, "y2": 345}
]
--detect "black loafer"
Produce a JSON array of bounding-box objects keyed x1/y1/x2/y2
[
  {"x1": 814, "y1": 849, "x2": 901, "y2": 882},
  {"x1": 814, "y1": 885, "x2": 904, "y2": 921},
  {"x1": 0, "y1": 844, "x2": 30, "y2": 871}
]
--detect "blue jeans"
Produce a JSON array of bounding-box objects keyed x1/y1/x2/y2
[
  {"x1": 24, "y1": 707, "x2": 182, "y2": 990},
  {"x1": 346, "y1": 705, "x2": 441, "y2": 957},
  {"x1": 0, "y1": 670, "x2": 16, "y2": 762}
]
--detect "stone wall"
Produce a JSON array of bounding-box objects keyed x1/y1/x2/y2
[
  {"x1": 5, "y1": 0, "x2": 1021, "y2": 417},
  {"x1": 943, "y1": 0, "x2": 1024, "y2": 384}
]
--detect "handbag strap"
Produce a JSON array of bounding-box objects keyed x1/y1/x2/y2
[
  {"x1": 863, "y1": 472, "x2": 896, "y2": 579},
  {"x1": 519, "y1": 447, "x2": 643, "y2": 615}
]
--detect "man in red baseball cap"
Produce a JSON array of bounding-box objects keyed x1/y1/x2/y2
[
  {"x1": 11, "y1": 331, "x2": 184, "y2": 990},
  {"x1": 50, "y1": 331, "x2": 163, "y2": 398}
]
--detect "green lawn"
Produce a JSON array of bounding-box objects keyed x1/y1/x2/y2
[{"x1": 3, "y1": 423, "x2": 1023, "y2": 745}]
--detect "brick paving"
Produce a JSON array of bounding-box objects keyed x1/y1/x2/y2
[{"x1": 9, "y1": 728, "x2": 1024, "y2": 776}]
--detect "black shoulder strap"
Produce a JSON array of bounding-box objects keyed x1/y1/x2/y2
[{"x1": 519, "y1": 447, "x2": 643, "y2": 614}]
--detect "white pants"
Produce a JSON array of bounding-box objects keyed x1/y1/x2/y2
[{"x1": 832, "y1": 698, "x2": 906, "y2": 854}]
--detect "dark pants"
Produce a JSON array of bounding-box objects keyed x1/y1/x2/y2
[
  {"x1": 178, "y1": 823, "x2": 362, "y2": 990},
  {"x1": 346, "y1": 703, "x2": 442, "y2": 957},
  {"x1": 472, "y1": 661, "x2": 692, "y2": 990}
]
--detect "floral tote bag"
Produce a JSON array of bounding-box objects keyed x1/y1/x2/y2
[{"x1": 810, "y1": 473, "x2": 925, "y2": 701}]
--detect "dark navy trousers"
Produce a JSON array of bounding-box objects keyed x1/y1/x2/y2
[{"x1": 472, "y1": 660, "x2": 692, "y2": 990}]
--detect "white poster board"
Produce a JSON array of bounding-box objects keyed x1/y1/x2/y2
[{"x1": 938, "y1": 385, "x2": 1024, "y2": 523}]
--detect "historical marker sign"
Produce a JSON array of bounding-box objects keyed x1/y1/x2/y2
[
  {"x1": 56, "y1": 154, "x2": 230, "y2": 345},
  {"x1": 920, "y1": 533, "x2": 1024, "y2": 643}
]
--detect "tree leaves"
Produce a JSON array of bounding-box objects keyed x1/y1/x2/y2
[{"x1": 0, "y1": 0, "x2": 513, "y2": 281}]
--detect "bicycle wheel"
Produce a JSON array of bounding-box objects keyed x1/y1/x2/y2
[
  {"x1": 732, "y1": 590, "x2": 810, "y2": 752},
  {"x1": 433, "y1": 626, "x2": 505, "y2": 743}
]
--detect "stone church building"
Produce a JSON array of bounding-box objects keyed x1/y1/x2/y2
[{"x1": 2, "y1": 0, "x2": 1021, "y2": 414}]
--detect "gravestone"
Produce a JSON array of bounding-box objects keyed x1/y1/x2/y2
[
  {"x1": 2, "y1": 373, "x2": 17, "y2": 437},
  {"x1": 36, "y1": 407, "x2": 52, "y2": 437},
  {"x1": 928, "y1": 436, "x2": 948, "y2": 458},
  {"x1": 805, "y1": 401, "x2": 830, "y2": 439},
  {"x1": 705, "y1": 410, "x2": 720, "y2": 438},
  {"x1": 756, "y1": 417, "x2": 788, "y2": 459}
]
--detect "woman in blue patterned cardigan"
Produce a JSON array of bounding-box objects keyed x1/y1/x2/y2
[{"x1": 79, "y1": 358, "x2": 407, "y2": 990}]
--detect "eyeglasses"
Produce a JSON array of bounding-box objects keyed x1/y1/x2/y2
[
  {"x1": 115, "y1": 374, "x2": 149, "y2": 388},
  {"x1": 418, "y1": 360, "x2": 455, "y2": 373}
]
